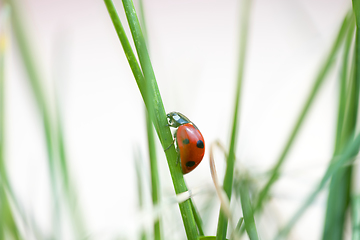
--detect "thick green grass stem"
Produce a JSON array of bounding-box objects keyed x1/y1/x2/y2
[
  {"x1": 254, "y1": 11, "x2": 353, "y2": 212},
  {"x1": 104, "y1": 0, "x2": 198, "y2": 238},
  {"x1": 216, "y1": 0, "x2": 251, "y2": 239}
]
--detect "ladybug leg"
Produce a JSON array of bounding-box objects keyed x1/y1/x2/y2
[
  {"x1": 176, "y1": 151, "x2": 180, "y2": 165},
  {"x1": 164, "y1": 129, "x2": 177, "y2": 151},
  {"x1": 164, "y1": 138, "x2": 175, "y2": 151}
]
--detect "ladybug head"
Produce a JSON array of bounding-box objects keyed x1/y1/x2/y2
[{"x1": 167, "y1": 112, "x2": 184, "y2": 128}]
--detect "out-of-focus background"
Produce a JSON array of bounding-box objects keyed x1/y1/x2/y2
[{"x1": 2, "y1": 0, "x2": 351, "y2": 239}]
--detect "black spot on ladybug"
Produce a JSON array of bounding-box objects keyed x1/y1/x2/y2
[
  {"x1": 197, "y1": 140, "x2": 204, "y2": 148},
  {"x1": 182, "y1": 138, "x2": 190, "y2": 144},
  {"x1": 186, "y1": 161, "x2": 195, "y2": 167}
]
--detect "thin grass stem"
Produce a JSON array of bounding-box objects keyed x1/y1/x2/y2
[
  {"x1": 216, "y1": 0, "x2": 251, "y2": 238},
  {"x1": 254, "y1": 10, "x2": 353, "y2": 212},
  {"x1": 322, "y1": 13, "x2": 356, "y2": 240},
  {"x1": 238, "y1": 180, "x2": 259, "y2": 240},
  {"x1": 276, "y1": 131, "x2": 360, "y2": 239}
]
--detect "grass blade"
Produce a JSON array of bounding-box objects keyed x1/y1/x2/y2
[
  {"x1": 104, "y1": 1, "x2": 198, "y2": 238},
  {"x1": 134, "y1": 148, "x2": 147, "y2": 240},
  {"x1": 4, "y1": 0, "x2": 63, "y2": 236},
  {"x1": 146, "y1": 111, "x2": 161, "y2": 240},
  {"x1": 276, "y1": 131, "x2": 360, "y2": 239},
  {"x1": 254, "y1": 10, "x2": 353, "y2": 212},
  {"x1": 351, "y1": 2, "x2": 360, "y2": 239},
  {"x1": 322, "y1": 13, "x2": 356, "y2": 240},
  {"x1": 352, "y1": 193, "x2": 360, "y2": 240},
  {"x1": 0, "y1": 9, "x2": 22, "y2": 240},
  {"x1": 136, "y1": 1, "x2": 162, "y2": 238},
  {"x1": 216, "y1": 0, "x2": 252, "y2": 239},
  {"x1": 237, "y1": 180, "x2": 259, "y2": 240},
  {"x1": 190, "y1": 198, "x2": 205, "y2": 236}
]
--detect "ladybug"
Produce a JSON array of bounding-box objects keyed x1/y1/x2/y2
[{"x1": 167, "y1": 112, "x2": 205, "y2": 174}]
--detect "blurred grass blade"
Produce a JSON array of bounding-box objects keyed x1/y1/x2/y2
[
  {"x1": 322, "y1": 13, "x2": 356, "y2": 240},
  {"x1": 146, "y1": 111, "x2": 161, "y2": 240},
  {"x1": 104, "y1": 1, "x2": 198, "y2": 238},
  {"x1": 352, "y1": 193, "x2": 360, "y2": 240},
  {"x1": 5, "y1": 0, "x2": 62, "y2": 236},
  {"x1": 255, "y1": 10, "x2": 353, "y2": 212},
  {"x1": 136, "y1": 1, "x2": 162, "y2": 238},
  {"x1": 52, "y1": 34, "x2": 86, "y2": 239},
  {"x1": 237, "y1": 180, "x2": 259, "y2": 240},
  {"x1": 235, "y1": 217, "x2": 244, "y2": 233},
  {"x1": 216, "y1": 0, "x2": 251, "y2": 238},
  {"x1": 351, "y1": 2, "x2": 360, "y2": 239},
  {"x1": 138, "y1": 0, "x2": 148, "y2": 44},
  {"x1": 134, "y1": 148, "x2": 147, "y2": 240},
  {"x1": 0, "y1": 8, "x2": 22, "y2": 239},
  {"x1": 276, "y1": 131, "x2": 360, "y2": 239}
]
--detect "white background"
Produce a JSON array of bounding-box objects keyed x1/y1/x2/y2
[{"x1": 3, "y1": 0, "x2": 351, "y2": 239}]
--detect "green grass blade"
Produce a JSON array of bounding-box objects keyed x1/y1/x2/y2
[
  {"x1": 216, "y1": 0, "x2": 251, "y2": 238},
  {"x1": 276, "y1": 131, "x2": 360, "y2": 239},
  {"x1": 334, "y1": 17, "x2": 355, "y2": 153},
  {"x1": 235, "y1": 217, "x2": 244, "y2": 233},
  {"x1": 0, "y1": 12, "x2": 22, "y2": 240},
  {"x1": 350, "y1": 2, "x2": 360, "y2": 239},
  {"x1": 103, "y1": 0, "x2": 146, "y2": 96},
  {"x1": 190, "y1": 198, "x2": 204, "y2": 236},
  {"x1": 322, "y1": 13, "x2": 356, "y2": 240},
  {"x1": 146, "y1": 111, "x2": 161, "y2": 240},
  {"x1": 237, "y1": 180, "x2": 259, "y2": 240},
  {"x1": 136, "y1": 1, "x2": 162, "y2": 238},
  {"x1": 4, "y1": 0, "x2": 62, "y2": 236},
  {"x1": 134, "y1": 148, "x2": 147, "y2": 240},
  {"x1": 254, "y1": 10, "x2": 353, "y2": 213},
  {"x1": 352, "y1": 194, "x2": 360, "y2": 240},
  {"x1": 104, "y1": 1, "x2": 198, "y2": 238},
  {"x1": 138, "y1": 0, "x2": 148, "y2": 44}
]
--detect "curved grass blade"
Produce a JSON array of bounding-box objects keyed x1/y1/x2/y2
[
  {"x1": 216, "y1": 0, "x2": 251, "y2": 238},
  {"x1": 254, "y1": 10, "x2": 354, "y2": 213}
]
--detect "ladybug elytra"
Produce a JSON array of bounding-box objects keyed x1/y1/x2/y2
[{"x1": 167, "y1": 112, "x2": 205, "y2": 174}]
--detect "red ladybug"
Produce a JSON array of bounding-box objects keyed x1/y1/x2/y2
[{"x1": 167, "y1": 112, "x2": 205, "y2": 174}]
